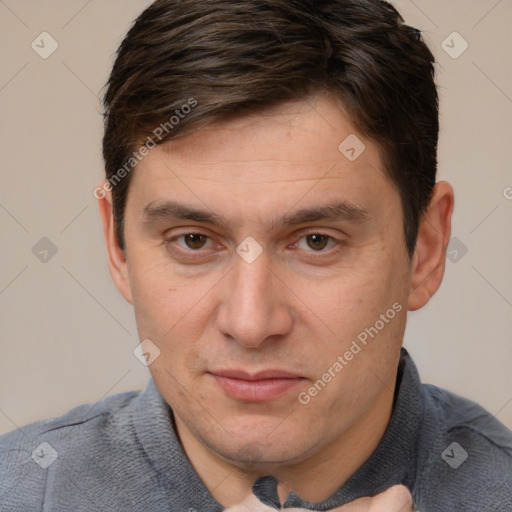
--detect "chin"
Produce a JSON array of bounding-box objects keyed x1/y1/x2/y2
[{"x1": 207, "y1": 428, "x2": 316, "y2": 469}]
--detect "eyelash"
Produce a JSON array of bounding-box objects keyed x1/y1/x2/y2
[{"x1": 164, "y1": 231, "x2": 343, "y2": 259}]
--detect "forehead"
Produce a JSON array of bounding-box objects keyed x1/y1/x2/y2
[
  {"x1": 128, "y1": 94, "x2": 395, "y2": 215},
  {"x1": 164, "y1": 95, "x2": 379, "y2": 170}
]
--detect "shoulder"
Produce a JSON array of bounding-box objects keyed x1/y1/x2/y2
[
  {"x1": 0, "y1": 388, "x2": 141, "y2": 449},
  {"x1": 415, "y1": 383, "x2": 512, "y2": 511},
  {"x1": 0, "y1": 389, "x2": 141, "y2": 512}
]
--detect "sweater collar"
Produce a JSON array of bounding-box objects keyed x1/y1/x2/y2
[{"x1": 134, "y1": 347, "x2": 423, "y2": 510}]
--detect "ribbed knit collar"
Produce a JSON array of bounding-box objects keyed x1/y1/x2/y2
[{"x1": 133, "y1": 347, "x2": 423, "y2": 510}]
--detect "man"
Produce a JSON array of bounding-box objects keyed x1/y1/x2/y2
[{"x1": 1, "y1": 0, "x2": 511, "y2": 511}]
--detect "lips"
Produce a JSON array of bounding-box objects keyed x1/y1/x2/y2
[{"x1": 209, "y1": 369, "x2": 305, "y2": 402}]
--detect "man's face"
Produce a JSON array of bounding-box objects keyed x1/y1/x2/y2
[{"x1": 121, "y1": 94, "x2": 412, "y2": 468}]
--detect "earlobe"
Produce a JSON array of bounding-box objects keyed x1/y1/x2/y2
[
  {"x1": 407, "y1": 181, "x2": 454, "y2": 312},
  {"x1": 96, "y1": 182, "x2": 134, "y2": 305}
]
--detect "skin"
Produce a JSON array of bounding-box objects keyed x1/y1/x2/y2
[{"x1": 98, "y1": 93, "x2": 453, "y2": 508}]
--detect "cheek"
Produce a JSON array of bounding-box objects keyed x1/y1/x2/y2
[
  {"x1": 127, "y1": 253, "x2": 209, "y2": 352},
  {"x1": 296, "y1": 257, "x2": 398, "y2": 342},
  {"x1": 292, "y1": 252, "x2": 407, "y2": 395}
]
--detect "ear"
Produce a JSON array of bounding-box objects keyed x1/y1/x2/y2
[
  {"x1": 96, "y1": 182, "x2": 134, "y2": 304},
  {"x1": 408, "y1": 181, "x2": 454, "y2": 311}
]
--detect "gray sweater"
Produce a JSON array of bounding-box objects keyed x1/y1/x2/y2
[{"x1": 1, "y1": 348, "x2": 511, "y2": 511}]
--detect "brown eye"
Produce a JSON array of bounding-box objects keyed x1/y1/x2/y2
[
  {"x1": 183, "y1": 233, "x2": 208, "y2": 249},
  {"x1": 305, "y1": 234, "x2": 329, "y2": 251}
]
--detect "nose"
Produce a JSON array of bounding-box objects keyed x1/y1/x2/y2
[{"x1": 215, "y1": 251, "x2": 294, "y2": 349}]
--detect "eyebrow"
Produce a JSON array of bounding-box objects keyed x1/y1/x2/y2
[
  {"x1": 276, "y1": 201, "x2": 370, "y2": 227},
  {"x1": 141, "y1": 199, "x2": 371, "y2": 230}
]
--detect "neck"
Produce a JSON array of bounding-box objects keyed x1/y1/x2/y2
[{"x1": 175, "y1": 374, "x2": 397, "y2": 507}]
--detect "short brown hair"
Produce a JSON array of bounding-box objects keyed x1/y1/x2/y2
[{"x1": 102, "y1": 0, "x2": 438, "y2": 257}]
